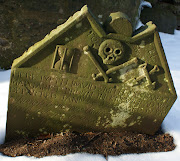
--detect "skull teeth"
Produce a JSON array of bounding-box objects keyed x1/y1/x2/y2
[{"x1": 104, "y1": 59, "x2": 115, "y2": 65}]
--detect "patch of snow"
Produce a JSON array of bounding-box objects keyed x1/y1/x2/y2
[
  {"x1": 135, "y1": 20, "x2": 144, "y2": 30},
  {"x1": 0, "y1": 70, "x2": 10, "y2": 144},
  {"x1": 136, "y1": 0, "x2": 152, "y2": 30},
  {"x1": 140, "y1": 0, "x2": 152, "y2": 9},
  {"x1": 159, "y1": 31, "x2": 180, "y2": 71},
  {"x1": 0, "y1": 153, "x2": 106, "y2": 161}
]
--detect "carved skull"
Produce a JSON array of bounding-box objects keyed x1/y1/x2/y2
[{"x1": 98, "y1": 39, "x2": 124, "y2": 65}]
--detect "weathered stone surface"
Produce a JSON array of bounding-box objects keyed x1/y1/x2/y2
[
  {"x1": 6, "y1": 6, "x2": 177, "y2": 141},
  {"x1": 104, "y1": 12, "x2": 133, "y2": 37},
  {"x1": 140, "y1": 6, "x2": 177, "y2": 34},
  {"x1": 0, "y1": 0, "x2": 141, "y2": 69}
]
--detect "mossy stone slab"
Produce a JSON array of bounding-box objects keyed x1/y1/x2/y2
[{"x1": 6, "y1": 5, "x2": 177, "y2": 141}]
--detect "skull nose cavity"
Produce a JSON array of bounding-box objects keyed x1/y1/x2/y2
[
  {"x1": 108, "y1": 56, "x2": 113, "y2": 60},
  {"x1": 107, "y1": 55, "x2": 115, "y2": 61}
]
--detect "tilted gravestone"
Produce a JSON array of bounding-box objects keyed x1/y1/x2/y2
[{"x1": 6, "y1": 5, "x2": 177, "y2": 141}]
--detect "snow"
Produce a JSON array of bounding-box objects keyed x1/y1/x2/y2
[
  {"x1": 135, "y1": 0, "x2": 152, "y2": 29},
  {"x1": 0, "y1": 30, "x2": 180, "y2": 161},
  {"x1": 140, "y1": 0, "x2": 152, "y2": 9},
  {"x1": 0, "y1": 70, "x2": 10, "y2": 145}
]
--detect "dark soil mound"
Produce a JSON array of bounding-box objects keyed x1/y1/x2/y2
[{"x1": 0, "y1": 130, "x2": 176, "y2": 158}]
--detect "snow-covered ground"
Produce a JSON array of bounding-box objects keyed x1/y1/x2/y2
[{"x1": 0, "y1": 30, "x2": 180, "y2": 160}]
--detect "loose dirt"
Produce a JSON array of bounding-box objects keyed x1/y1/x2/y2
[{"x1": 0, "y1": 129, "x2": 175, "y2": 158}]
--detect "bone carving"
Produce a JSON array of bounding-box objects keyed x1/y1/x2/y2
[
  {"x1": 92, "y1": 57, "x2": 138, "y2": 81},
  {"x1": 127, "y1": 63, "x2": 160, "y2": 89}
]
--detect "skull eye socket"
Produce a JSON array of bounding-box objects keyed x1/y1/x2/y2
[
  {"x1": 106, "y1": 47, "x2": 111, "y2": 52},
  {"x1": 104, "y1": 47, "x2": 112, "y2": 55},
  {"x1": 114, "y1": 49, "x2": 122, "y2": 55}
]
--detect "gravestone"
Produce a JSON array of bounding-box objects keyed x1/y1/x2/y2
[{"x1": 6, "y1": 5, "x2": 177, "y2": 141}]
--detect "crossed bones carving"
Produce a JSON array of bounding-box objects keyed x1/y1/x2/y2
[
  {"x1": 83, "y1": 46, "x2": 138, "y2": 83},
  {"x1": 83, "y1": 45, "x2": 159, "y2": 88}
]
